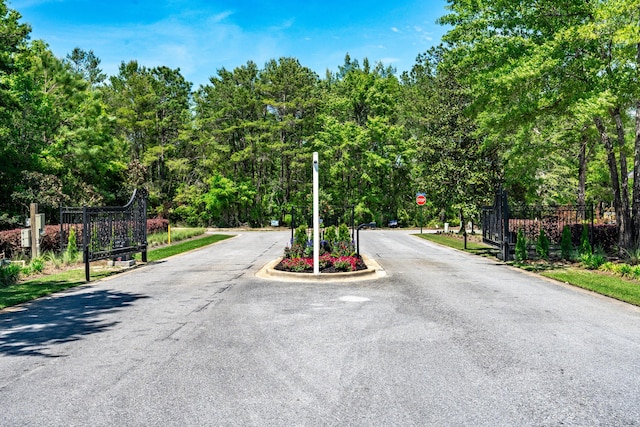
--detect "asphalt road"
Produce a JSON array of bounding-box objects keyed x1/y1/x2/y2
[{"x1": 1, "y1": 229, "x2": 639, "y2": 426}]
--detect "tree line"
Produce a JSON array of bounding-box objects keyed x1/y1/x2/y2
[{"x1": 1, "y1": 0, "x2": 638, "y2": 251}]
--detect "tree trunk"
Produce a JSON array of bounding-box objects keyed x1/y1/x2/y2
[
  {"x1": 611, "y1": 107, "x2": 633, "y2": 250},
  {"x1": 633, "y1": 99, "x2": 640, "y2": 248},
  {"x1": 594, "y1": 115, "x2": 629, "y2": 252},
  {"x1": 633, "y1": 43, "x2": 640, "y2": 248}
]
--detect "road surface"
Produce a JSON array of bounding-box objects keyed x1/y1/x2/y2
[{"x1": 1, "y1": 229, "x2": 639, "y2": 426}]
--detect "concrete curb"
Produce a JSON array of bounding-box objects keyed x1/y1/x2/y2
[{"x1": 255, "y1": 254, "x2": 386, "y2": 282}]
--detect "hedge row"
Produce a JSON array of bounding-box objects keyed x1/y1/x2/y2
[{"x1": 0, "y1": 219, "x2": 169, "y2": 259}]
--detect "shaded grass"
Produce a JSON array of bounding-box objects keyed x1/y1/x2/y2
[
  {"x1": 542, "y1": 268, "x2": 640, "y2": 307},
  {"x1": 0, "y1": 269, "x2": 114, "y2": 310},
  {"x1": 415, "y1": 233, "x2": 496, "y2": 255},
  {"x1": 1, "y1": 234, "x2": 233, "y2": 310}
]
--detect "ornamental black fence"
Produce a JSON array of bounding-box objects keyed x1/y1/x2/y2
[
  {"x1": 60, "y1": 189, "x2": 148, "y2": 281},
  {"x1": 481, "y1": 189, "x2": 599, "y2": 260}
]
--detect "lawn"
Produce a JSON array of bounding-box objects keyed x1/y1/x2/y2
[
  {"x1": 415, "y1": 232, "x2": 496, "y2": 255},
  {"x1": 0, "y1": 233, "x2": 233, "y2": 310}
]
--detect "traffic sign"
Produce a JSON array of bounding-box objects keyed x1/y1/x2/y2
[{"x1": 416, "y1": 193, "x2": 426, "y2": 206}]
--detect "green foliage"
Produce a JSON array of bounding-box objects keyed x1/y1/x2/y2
[
  {"x1": 536, "y1": 229, "x2": 550, "y2": 260},
  {"x1": 324, "y1": 226, "x2": 337, "y2": 249},
  {"x1": 24, "y1": 257, "x2": 44, "y2": 275},
  {"x1": 580, "y1": 246, "x2": 607, "y2": 270},
  {"x1": 337, "y1": 224, "x2": 351, "y2": 243},
  {"x1": 294, "y1": 225, "x2": 308, "y2": 247},
  {"x1": 0, "y1": 263, "x2": 21, "y2": 287},
  {"x1": 515, "y1": 229, "x2": 527, "y2": 262},
  {"x1": 560, "y1": 226, "x2": 573, "y2": 260},
  {"x1": 66, "y1": 228, "x2": 79, "y2": 260},
  {"x1": 580, "y1": 226, "x2": 592, "y2": 257}
]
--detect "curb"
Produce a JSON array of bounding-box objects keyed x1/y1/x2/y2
[{"x1": 255, "y1": 254, "x2": 386, "y2": 282}]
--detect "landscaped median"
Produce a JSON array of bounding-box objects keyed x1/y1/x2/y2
[
  {"x1": 415, "y1": 232, "x2": 640, "y2": 307},
  {"x1": 256, "y1": 253, "x2": 386, "y2": 282},
  {"x1": 0, "y1": 233, "x2": 233, "y2": 310}
]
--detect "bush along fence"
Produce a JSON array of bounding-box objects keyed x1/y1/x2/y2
[{"x1": 482, "y1": 189, "x2": 617, "y2": 260}]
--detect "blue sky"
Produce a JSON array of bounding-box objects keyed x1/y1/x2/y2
[{"x1": 11, "y1": 0, "x2": 450, "y2": 88}]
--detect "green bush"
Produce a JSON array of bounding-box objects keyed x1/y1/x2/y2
[
  {"x1": 0, "y1": 263, "x2": 21, "y2": 287},
  {"x1": 24, "y1": 257, "x2": 45, "y2": 275},
  {"x1": 324, "y1": 225, "x2": 337, "y2": 249},
  {"x1": 294, "y1": 225, "x2": 308, "y2": 247},
  {"x1": 579, "y1": 225, "x2": 592, "y2": 256},
  {"x1": 580, "y1": 252, "x2": 606, "y2": 270},
  {"x1": 536, "y1": 229, "x2": 550, "y2": 260},
  {"x1": 338, "y1": 224, "x2": 351, "y2": 243},
  {"x1": 560, "y1": 225, "x2": 573, "y2": 260},
  {"x1": 515, "y1": 229, "x2": 527, "y2": 261}
]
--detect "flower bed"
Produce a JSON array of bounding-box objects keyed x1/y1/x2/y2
[
  {"x1": 276, "y1": 224, "x2": 367, "y2": 273},
  {"x1": 274, "y1": 254, "x2": 367, "y2": 273}
]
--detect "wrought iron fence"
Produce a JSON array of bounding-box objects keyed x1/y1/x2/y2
[
  {"x1": 60, "y1": 189, "x2": 148, "y2": 281},
  {"x1": 481, "y1": 189, "x2": 595, "y2": 259},
  {"x1": 509, "y1": 204, "x2": 593, "y2": 246}
]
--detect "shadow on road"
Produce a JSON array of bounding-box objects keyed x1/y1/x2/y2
[{"x1": 0, "y1": 289, "x2": 148, "y2": 358}]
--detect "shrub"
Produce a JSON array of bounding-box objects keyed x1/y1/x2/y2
[
  {"x1": 0, "y1": 263, "x2": 21, "y2": 287},
  {"x1": 560, "y1": 225, "x2": 573, "y2": 260},
  {"x1": 147, "y1": 218, "x2": 169, "y2": 234},
  {"x1": 66, "y1": 227, "x2": 79, "y2": 260},
  {"x1": 337, "y1": 224, "x2": 351, "y2": 243},
  {"x1": 333, "y1": 256, "x2": 356, "y2": 271},
  {"x1": 515, "y1": 229, "x2": 527, "y2": 261},
  {"x1": 294, "y1": 225, "x2": 308, "y2": 247},
  {"x1": 617, "y1": 263, "x2": 632, "y2": 277},
  {"x1": 599, "y1": 262, "x2": 616, "y2": 272},
  {"x1": 536, "y1": 229, "x2": 550, "y2": 260},
  {"x1": 324, "y1": 226, "x2": 337, "y2": 249},
  {"x1": 24, "y1": 257, "x2": 45, "y2": 275},
  {"x1": 580, "y1": 252, "x2": 607, "y2": 270},
  {"x1": 568, "y1": 224, "x2": 617, "y2": 255}
]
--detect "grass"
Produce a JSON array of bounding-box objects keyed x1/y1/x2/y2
[
  {"x1": 0, "y1": 269, "x2": 114, "y2": 310},
  {"x1": 415, "y1": 232, "x2": 496, "y2": 255},
  {"x1": 147, "y1": 228, "x2": 206, "y2": 247},
  {"x1": 542, "y1": 268, "x2": 640, "y2": 306},
  {"x1": 134, "y1": 234, "x2": 233, "y2": 262},
  {"x1": 0, "y1": 233, "x2": 233, "y2": 310}
]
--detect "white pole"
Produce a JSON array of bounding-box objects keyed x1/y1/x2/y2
[{"x1": 313, "y1": 152, "x2": 320, "y2": 275}]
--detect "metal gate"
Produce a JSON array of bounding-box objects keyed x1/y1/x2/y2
[
  {"x1": 481, "y1": 188, "x2": 510, "y2": 260},
  {"x1": 61, "y1": 189, "x2": 148, "y2": 281}
]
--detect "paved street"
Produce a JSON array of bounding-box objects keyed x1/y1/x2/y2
[{"x1": 1, "y1": 229, "x2": 639, "y2": 426}]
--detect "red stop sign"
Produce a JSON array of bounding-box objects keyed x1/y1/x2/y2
[{"x1": 416, "y1": 194, "x2": 426, "y2": 206}]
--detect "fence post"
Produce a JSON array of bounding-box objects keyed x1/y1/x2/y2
[{"x1": 83, "y1": 206, "x2": 90, "y2": 282}]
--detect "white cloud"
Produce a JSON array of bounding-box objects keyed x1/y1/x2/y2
[{"x1": 391, "y1": 27, "x2": 400, "y2": 33}]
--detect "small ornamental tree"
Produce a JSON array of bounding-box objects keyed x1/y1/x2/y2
[
  {"x1": 515, "y1": 229, "x2": 527, "y2": 261},
  {"x1": 536, "y1": 228, "x2": 550, "y2": 260},
  {"x1": 560, "y1": 225, "x2": 573, "y2": 260},
  {"x1": 337, "y1": 224, "x2": 351, "y2": 243},
  {"x1": 65, "y1": 228, "x2": 79, "y2": 262}
]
